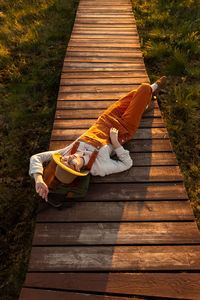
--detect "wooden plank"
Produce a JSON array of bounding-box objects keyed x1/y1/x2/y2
[
  {"x1": 76, "y1": 14, "x2": 135, "y2": 18},
  {"x1": 23, "y1": 273, "x2": 200, "y2": 300},
  {"x1": 49, "y1": 139, "x2": 173, "y2": 152},
  {"x1": 60, "y1": 78, "x2": 149, "y2": 85},
  {"x1": 28, "y1": 245, "x2": 200, "y2": 271},
  {"x1": 59, "y1": 84, "x2": 150, "y2": 93},
  {"x1": 73, "y1": 24, "x2": 137, "y2": 28},
  {"x1": 68, "y1": 44, "x2": 140, "y2": 49},
  {"x1": 65, "y1": 52, "x2": 144, "y2": 58},
  {"x1": 84, "y1": 183, "x2": 189, "y2": 201},
  {"x1": 55, "y1": 108, "x2": 161, "y2": 118},
  {"x1": 64, "y1": 57, "x2": 144, "y2": 63},
  {"x1": 19, "y1": 288, "x2": 136, "y2": 300},
  {"x1": 75, "y1": 19, "x2": 135, "y2": 24},
  {"x1": 72, "y1": 29, "x2": 137, "y2": 32},
  {"x1": 33, "y1": 222, "x2": 200, "y2": 245},
  {"x1": 91, "y1": 166, "x2": 183, "y2": 183},
  {"x1": 37, "y1": 201, "x2": 193, "y2": 222},
  {"x1": 63, "y1": 66, "x2": 145, "y2": 72},
  {"x1": 131, "y1": 152, "x2": 178, "y2": 165},
  {"x1": 63, "y1": 62, "x2": 145, "y2": 69},
  {"x1": 53, "y1": 118, "x2": 165, "y2": 128},
  {"x1": 61, "y1": 71, "x2": 148, "y2": 78},
  {"x1": 55, "y1": 100, "x2": 158, "y2": 110},
  {"x1": 51, "y1": 128, "x2": 168, "y2": 140}
]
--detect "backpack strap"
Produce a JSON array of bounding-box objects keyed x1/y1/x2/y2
[
  {"x1": 71, "y1": 139, "x2": 100, "y2": 170},
  {"x1": 86, "y1": 150, "x2": 99, "y2": 170},
  {"x1": 71, "y1": 140, "x2": 80, "y2": 154}
]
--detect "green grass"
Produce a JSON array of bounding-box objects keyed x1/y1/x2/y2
[
  {"x1": 0, "y1": 0, "x2": 78, "y2": 298},
  {"x1": 131, "y1": 0, "x2": 200, "y2": 227}
]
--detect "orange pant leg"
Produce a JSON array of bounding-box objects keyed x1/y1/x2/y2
[{"x1": 120, "y1": 83, "x2": 152, "y2": 137}]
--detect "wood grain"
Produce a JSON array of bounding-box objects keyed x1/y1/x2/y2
[
  {"x1": 20, "y1": 288, "x2": 137, "y2": 300},
  {"x1": 37, "y1": 201, "x2": 193, "y2": 222},
  {"x1": 23, "y1": 273, "x2": 200, "y2": 300},
  {"x1": 33, "y1": 222, "x2": 200, "y2": 245},
  {"x1": 28, "y1": 245, "x2": 200, "y2": 271}
]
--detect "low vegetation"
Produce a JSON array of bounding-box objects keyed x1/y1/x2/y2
[
  {"x1": 0, "y1": 0, "x2": 78, "y2": 298},
  {"x1": 131, "y1": 0, "x2": 200, "y2": 227}
]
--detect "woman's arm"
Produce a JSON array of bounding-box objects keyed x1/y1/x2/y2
[
  {"x1": 29, "y1": 145, "x2": 72, "y2": 201},
  {"x1": 90, "y1": 128, "x2": 133, "y2": 177}
]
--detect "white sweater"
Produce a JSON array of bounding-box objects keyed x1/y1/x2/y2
[{"x1": 29, "y1": 140, "x2": 133, "y2": 178}]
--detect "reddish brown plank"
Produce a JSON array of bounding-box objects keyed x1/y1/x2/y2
[
  {"x1": 91, "y1": 166, "x2": 183, "y2": 183},
  {"x1": 51, "y1": 128, "x2": 168, "y2": 140},
  {"x1": 28, "y1": 245, "x2": 200, "y2": 271},
  {"x1": 66, "y1": 47, "x2": 142, "y2": 53},
  {"x1": 37, "y1": 201, "x2": 193, "y2": 222},
  {"x1": 57, "y1": 92, "x2": 156, "y2": 101},
  {"x1": 85, "y1": 182, "x2": 189, "y2": 201},
  {"x1": 49, "y1": 139, "x2": 173, "y2": 152},
  {"x1": 61, "y1": 71, "x2": 147, "y2": 78},
  {"x1": 53, "y1": 118, "x2": 165, "y2": 128},
  {"x1": 23, "y1": 273, "x2": 200, "y2": 300},
  {"x1": 33, "y1": 222, "x2": 200, "y2": 245},
  {"x1": 63, "y1": 62, "x2": 144, "y2": 69},
  {"x1": 19, "y1": 288, "x2": 137, "y2": 300},
  {"x1": 60, "y1": 78, "x2": 149, "y2": 85}
]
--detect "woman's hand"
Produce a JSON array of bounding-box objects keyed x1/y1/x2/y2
[
  {"x1": 110, "y1": 127, "x2": 121, "y2": 149},
  {"x1": 33, "y1": 173, "x2": 49, "y2": 202}
]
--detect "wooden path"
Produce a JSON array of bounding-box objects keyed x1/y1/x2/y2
[{"x1": 20, "y1": 0, "x2": 200, "y2": 299}]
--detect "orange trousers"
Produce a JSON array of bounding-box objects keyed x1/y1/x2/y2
[{"x1": 80, "y1": 83, "x2": 153, "y2": 148}]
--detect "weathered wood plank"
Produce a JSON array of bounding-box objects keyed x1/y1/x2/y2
[
  {"x1": 71, "y1": 31, "x2": 138, "y2": 35},
  {"x1": 28, "y1": 245, "x2": 200, "y2": 271},
  {"x1": 51, "y1": 128, "x2": 168, "y2": 140},
  {"x1": 85, "y1": 183, "x2": 189, "y2": 201},
  {"x1": 55, "y1": 108, "x2": 161, "y2": 118},
  {"x1": 65, "y1": 56, "x2": 143, "y2": 64},
  {"x1": 61, "y1": 71, "x2": 148, "y2": 78},
  {"x1": 67, "y1": 47, "x2": 142, "y2": 52},
  {"x1": 59, "y1": 84, "x2": 150, "y2": 93},
  {"x1": 23, "y1": 273, "x2": 200, "y2": 300},
  {"x1": 63, "y1": 62, "x2": 145, "y2": 69},
  {"x1": 91, "y1": 166, "x2": 183, "y2": 183},
  {"x1": 49, "y1": 139, "x2": 173, "y2": 152},
  {"x1": 53, "y1": 118, "x2": 164, "y2": 128},
  {"x1": 75, "y1": 19, "x2": 135, "y2": 25},
  {"x1": 68, "y1": 42, "x2": 140, "y2": 47},
  {"x1": 60, "y1": 78, "x2": 149, "y2": 85},
  {"x1": 62, "y1": 67, "x2": 146, "y2": 73},
  {"x1": 37, "y1": 201, "x2": 193, "y2": 222},
  {"x1": 76, "y1": 14, "x2": 135, "y2": 18},
  {"x1": 65, "y1": 52, "x2": 143, "y2": 58},
  {"x1": 64, "y1": 56, "x2": 144, "y2": 63},
  {"x1": 20, "y1": 288, "x2": 135, "y2": 300},
  {"x1": 33, "y1": 222, "x2": 200, "y2": 245},
  {"x1": 56, "y1": 100, "x2": 157, "y2": 109}
]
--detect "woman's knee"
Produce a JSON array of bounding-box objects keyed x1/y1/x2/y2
[{"x1": 139, "y1": 83, "x2": 152, "y2": 94}]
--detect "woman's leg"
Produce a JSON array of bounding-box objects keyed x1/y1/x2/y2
[{"x1": 120, "y1": 83, "x2": 152, "y2": 137}]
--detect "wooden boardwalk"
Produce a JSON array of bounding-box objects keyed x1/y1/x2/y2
[{"x1": 20, "y1": 0, "x2": 200, "y2": 299}]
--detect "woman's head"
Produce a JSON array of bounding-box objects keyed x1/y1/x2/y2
[
  {"x1": 53, "y1": 152, "x2": 88, "y2": 184},
  {"x1": 61, "y1": 154, "x2": 84, "y2": 172}
]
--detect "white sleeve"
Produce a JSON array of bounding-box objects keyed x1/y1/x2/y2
[
  {"x1": 91, "y1": 146, "x2": 133, "y2": 177},
  {"x1": 29, "y1": 145, "x2": 72, "y2": 177}
]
